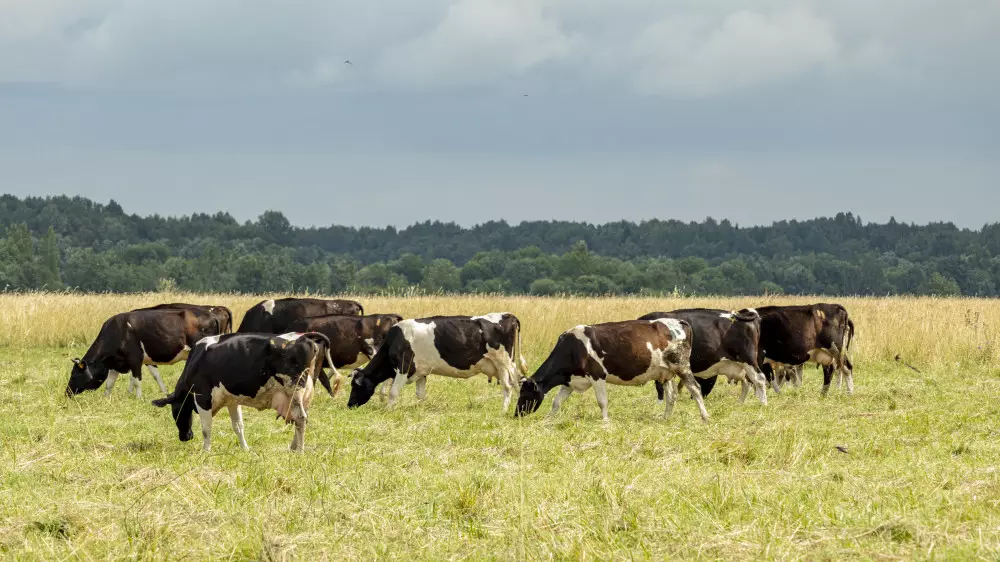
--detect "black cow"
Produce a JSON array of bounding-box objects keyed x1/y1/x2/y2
[
  {"x1": 237, "y1": 298, "x2": 364, "y2": 334},
  {"x1": 756, "y1": 303, "x2": 855, "y2": 396},
  {"x1": 347, "y1": 313, "x2": 527, "y2": 411},
  {"x1": 152, "y1": 332, "x2": 335, "y2": 452},
  {"x1": 515, "y1": 318, "x2": 708, "y2": 422},
  {"x1": 137, "y1": 303, "x2": 234, "y2": 334},
  {"x1": 67, "y1": 309, "x2": 220, "y2": 398},
  {"x1": 640, "y1": 309, "x2": 768, "y2": 405}
]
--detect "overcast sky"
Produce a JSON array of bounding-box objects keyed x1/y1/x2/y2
[{"x1": 1, "y1": 0, "x2": 998, "y2": 228}]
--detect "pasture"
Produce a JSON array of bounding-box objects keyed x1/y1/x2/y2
[{"x1": 1, "y1": 293, "x2": 1000, "y2": 560}]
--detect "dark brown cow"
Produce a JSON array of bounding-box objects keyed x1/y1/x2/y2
[
  {"x1": 756, "y1": 303, "x2": 855, "y2": 396},
  {"x1": 515, "y1": 318, "x2": 707, "y2": 422},
  {"x1": 285, "y1": 313, "x2": 404, "y2": 389},
  {"x1": 135, "y1": 303, "x2": 234, "y2": 334},
  {"x1": 237, "y1": 298, "x2": 364, "y2": 334},
  {"x1": 67, "y1": 309, "x2": 219, "y2": 398},
  {"x1": 640, "y1": 308, "x2": 768, "y2": 404}
]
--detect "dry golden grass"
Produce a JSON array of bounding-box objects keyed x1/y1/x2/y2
[
  {"x1": 2, "y1": 291, "x2": 998, "y2": 368},
  {"x1": 2, "y1": 292, "x2": 1000, "y2": 560}
]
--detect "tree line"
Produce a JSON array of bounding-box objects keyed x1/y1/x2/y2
[{"x1": 1, "y1": 194, "x2": 995, "y2": 296}]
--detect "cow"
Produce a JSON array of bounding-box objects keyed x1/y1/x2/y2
[
  {"x1": 237, "y1": 298, "x2": 364, "y2": 334},
  {"x1": 755, "y1": 303, "x2": 855, "y2": 396},
  {"x1": 67, "y1": 309, "x2": 221, "y2": 398},
  {"x1": 152, "y1": 332, "x2": 335, "y2": 452},
  {"x1": 137, "y1": 303, "x2": 234, "y2": 335},
  {"x1": 285, "y1": 313, "x2": 404, "y2": 397},
  {"x1": 515, "y1": 318, "x2": 709, "y2": 422},
  {"x1": 347, "y1": 313, "x2": 527, "y2": 411},
  {"x1": 640, "y1": 309, "x2": 768, "y2": 406}
]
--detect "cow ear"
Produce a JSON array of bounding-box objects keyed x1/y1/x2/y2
[{"x1": 376, "y1": 318, "x2": 381, "y2": 327}]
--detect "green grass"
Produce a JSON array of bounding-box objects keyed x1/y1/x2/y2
[{"x1": 2, "y1": 348, "x2": 1000, "y2": 560}]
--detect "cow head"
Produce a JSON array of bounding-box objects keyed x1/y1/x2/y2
[
  {"x1": 347, "y1": 368, "x2": 377, "y2": 408},
  {"x1": 515, "y1": 379, "x2": 544, "y2": 416},
  {"x1": 268, "y1": 337, "x2": 319, "y2": 391},
  {"x1": 66, "y1": 358, "x2": 106, "y2": 396}
]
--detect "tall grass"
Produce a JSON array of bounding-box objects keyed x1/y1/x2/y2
[{"x1": 2, "y1": 291, "x2": 998, "y2": 368}]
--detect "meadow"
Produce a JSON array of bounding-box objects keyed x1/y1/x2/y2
[{"x1": 1, "y1": 293, "x2": 1000, "y2": 560}]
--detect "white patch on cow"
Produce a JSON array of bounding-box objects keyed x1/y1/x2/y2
[
  {"x1": 364, "y1": 338, "x2": 376, "y2": 351},
  {"x1": 126, "y1": 322, "x2": 132, "y2": 329},
  {"x1": 277, "y1": 332, "x2": 303, "y2": 341},
  {"x1": 746, "y1": 308, "x2": 758, "y2": 316},
  {"x1": 569, "y1": 326, "x2": 608, "y2": 374},
  {"x1": 648, "y1": 318, "x2": 686, "y2": 341},
  {"x1": 263, "y1": 299, "x2": 276, "y2": 314},
  {"x1": 472, "y1": 312, "x2": 507, "y2": 324},
  {"x1": 568, "y1": 375, "x2": 593, "y2": 393},
  {"x1": 198, "y1": 335, "x2": 221, "y2": 347},
  {"x1": 397, "y1": 320, "x2": 493, "y2": 379},
  {"x1": 720, "y1": 312, "x2": 735, "y2": 320}
]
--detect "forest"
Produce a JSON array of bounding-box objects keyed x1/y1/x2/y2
[{"x1": 1, "y1": 194, "x2": 996, "y2": 296}]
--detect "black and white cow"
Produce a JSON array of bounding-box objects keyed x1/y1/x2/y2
[
  {"x1": 67, "y1": 309, "x2": 221, "y2": 398},
  {"x1": 755, "y1": 303, "x2": 855, "y2": 396},
  {"x1": 151, "y1": 332, "x2": 335, "y2": 452},
  {"x1": 237, "y1": 298, "x2": 364, "y2": 334},
  {"x1": 640, "y1": 309, "x2": 769, "y2": 405},
  {"x1": 347, "y1": 313, "x2": 527, "y2": 411},
  {"x1": 515, "y1": 318, "x2": 708, "y2": 422},
  {"x1": 137, "y1": 303, "x2": 234, "y2": 334}
]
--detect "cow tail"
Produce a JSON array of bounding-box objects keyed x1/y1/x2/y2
[
  {"x1": 326, "y1": 346, "x2": 342, "y2": 397},
  {"x1": 847, "y1": 319, "x2": 855, "y2": 353}
]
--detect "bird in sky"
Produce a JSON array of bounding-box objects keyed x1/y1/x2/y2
[{"x1": 344, "y1": 60, "x2": 353, "y2": 65}]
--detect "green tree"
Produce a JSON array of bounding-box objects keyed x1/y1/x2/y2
[{"x1": 421, "y1": 259, "x2": 461, "y2": 293}]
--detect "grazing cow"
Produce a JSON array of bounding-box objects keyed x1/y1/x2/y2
[
  {"x1": 237, "y1": 298, "x2": 364, "y2": 334},
  {"x1": 285, "y1": 313, "x2": 403, "y2": 371},
  {"x1": 138, "y1": 303, "x2": 234, "y2": 334},
  {"x1": 67, "y1": 309, "x2": 220, "y2": 398},
  {"x1": 640, "y1": 309, "x2": 768, "y2": 405},
  {"x1": 347, "y1": 313, "x2": 527, "y2": 411},
  {"x1": 152, "y1": 332, "x2": 335, "y2": 452},
  {"x1": 515, "y1": 319, "x2": 708, "y2": 422},
  {"x1": 755, "y1": 303, "x2": 855, "y2": 396}
]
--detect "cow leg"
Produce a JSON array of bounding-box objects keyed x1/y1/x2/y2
[
  {"x1": 843, "y1": 363, "x2": 855, "y2": 395},
  {"x1": 387, "y1": 371, "x2": 408, "y2": 408},
  {"x1": 592, "y1": 378, "x2": 610, "y2": 422},
  {"x1": 378, "y1": 379, "x2": 391, "y2": 403},
  {"x1": 654, "y1": 380, "x2": 665, "y2": 402},
  {"x1": 499, "y1": 370, "x2": 514, "y2": 412},
  {"x1": 228, "y1": 405, "x2": 249, "y2": 451},
  {"x1": 793, "y1": 365, "x2": 803, "y2": 387},
  {"x1": 415, "y1": 376, "x2": 428, "y2": 402},
  {"x1": 661, "y1": 377, "x2": 676, "y2": 418},
  {"x1": 147, "y1": 365, "x2": 168, "y2": 393},
  {"x1": 821, "y1": 365, "x2": 834, "y2": 397},
  {"x1": 549, "y1": 385, "x2": 573, "y2": 415},
  {"x1": 290, "y1": 418, "x2": 307, "y2": 453},
  {"x1": 132, "y1": 373, "x2": 143, "y2": 400},
  {"x1": 195, "y1": 403, "x2": 214, "y2": 452},
  {"x1": 739, "y1": 379, "x2": 750, "y2": 403},
  {"x1": 680, "y1": 372, "x2": 710, "y2": 423},
  {"x1": 127, "y1": 376, "x2": 135, "y2": 395},
  {"x1": 742, "y1": 364, "x2": 768, "y2": 405},
  {"x1": 104, "y1": 371, "x2": 120, "y2": 397}
]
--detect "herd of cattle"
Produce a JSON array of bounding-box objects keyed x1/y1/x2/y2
[{"x1": 65, "y1": 298, "x2": 855, "y2": 452}]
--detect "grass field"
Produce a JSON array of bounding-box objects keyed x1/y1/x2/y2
[{"x1": 2, "y1": 293, "x2": 1000, "y2": 560}]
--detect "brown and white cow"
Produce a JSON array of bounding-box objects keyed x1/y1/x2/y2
[
  {"x1": 515, "y1": 318, "x2": 708, "y2": 422},
  {"x1": 67, "y1": 309, "x2": 221, "y2": 398},
  {"x1": 756, "y1": 303, "x2": 855, "y2": 396},
  {"x1": 237, "y1": 298, "x2": 364, "y2": 334},
  {"x1": 152, "y1": 332, "x2": 335, "y2": 452},
  {"x1": 347, "y1": 313, "x2": 527, "y2": 411}
]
